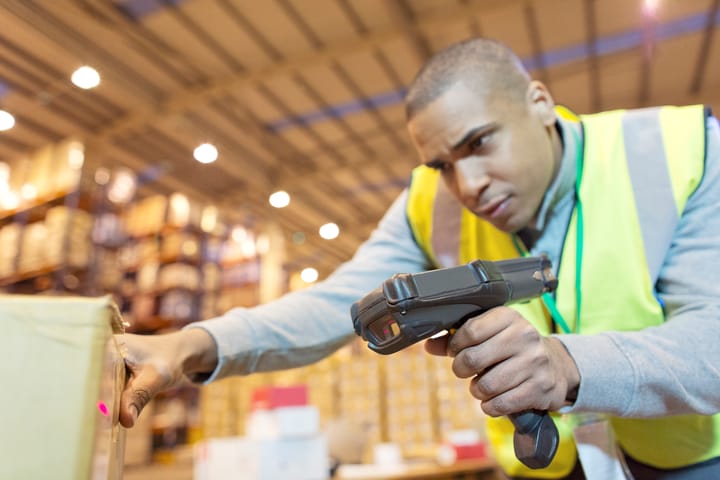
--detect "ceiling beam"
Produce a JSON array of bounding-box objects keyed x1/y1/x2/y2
[
  {"x1": 689, "y1": 0, "x2": 720, "y2": 94},
  {"x1": 386, "y1": 0, "x2": 433, "y2": 61},
  {"x1": 636, "y1": 6, "x2": 658, "y2": 107},
  {"x1": 584, "y1": 0, "x2": 602, "y2": 112},
  {"x1": 523, "y1": 1, "x2": 550, "y2": 88}
]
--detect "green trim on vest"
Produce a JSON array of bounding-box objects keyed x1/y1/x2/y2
[{"x1": 405, "y1": 105, "x2": 711, "y2": 476}]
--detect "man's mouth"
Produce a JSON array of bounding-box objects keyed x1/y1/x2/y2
[{"x1": 478, "y1": 195, "x2": 510, "y2": 219}]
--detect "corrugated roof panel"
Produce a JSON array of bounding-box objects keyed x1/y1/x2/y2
[
  {"x1": 532, "y1": 0, "x2": 586, "y2": 52},
  {"x1": 180, "y1": 0, "x2": 278, "y2": 70},
  {"x1": 597, "y1": 53, "x2": 643, "y2": 110},
  {"x1": 284, "y1": 0, "x2": 359, "y2": 43},
  {"x1": 549, "y1": 66, "x2": 594, "y2": 114},
  {"x1": 238, "y1": 0, "x2": 318, "y2": 58},
  {"x1": 423, "y1": 17, "x2": 476, "y2": 52},
  {"x1": 476, "y1": 3, "x2": 535, "y2": 58}
]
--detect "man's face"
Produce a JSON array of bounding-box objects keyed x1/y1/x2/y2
[{"x1": 407, "y1": 81, "x2": 559, "y2": 233}]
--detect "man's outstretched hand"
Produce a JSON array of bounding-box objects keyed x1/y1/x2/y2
[{"x1": 118, "y1": 328, "x2": 218, "y2": 428}]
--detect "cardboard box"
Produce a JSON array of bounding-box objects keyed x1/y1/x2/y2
[
  {"x1": 51, "y1": 139, "x2": 84, "y2": 195},
  {"x1": 0, "y1": 295, "x2": 127, "y2": 480},
  {"x1": 26, "y1": 144, "x2": 54, "y2": 200}
]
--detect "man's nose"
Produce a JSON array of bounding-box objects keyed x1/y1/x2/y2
[{"x1": 454, "y1": 159, "x2": 490, "y2": 202}]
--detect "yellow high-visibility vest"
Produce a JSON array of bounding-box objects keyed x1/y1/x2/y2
[{"x1": 406, "y1": 105, "x2": 714, "y2": 477}]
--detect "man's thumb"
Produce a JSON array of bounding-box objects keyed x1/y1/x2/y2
[{"x1": 119, "y1": 372, "x2": 157, "y2": 428}]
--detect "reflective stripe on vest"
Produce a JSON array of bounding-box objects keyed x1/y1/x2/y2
[{"x1": 406, "y1": 105, "x2": 710, "y2": 477}]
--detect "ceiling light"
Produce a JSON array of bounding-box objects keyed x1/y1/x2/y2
[
  {"x1": 319, "y1": 222, "x2": 339, "y2": 240},
  {"x1": 255, "y1": 234, "x2": 270, "y2": 255},
  {"x1": 300, "y1": 267, "x2": 319, "y2": 284},
  {"x1": 169, "y1": 193, "x2": 190, "y2": 223},
  {"x1": 240, "y1": 237, "x2": 256, "y2": 258},
  {"x1": 21, "y1": 184, "x2": 36, "y2": 200},
  {"x1": 2, "y1": 192, "x2": 18, "y2": 210},
  {"x1": 643, "y1": 0, "x2": 659, "y2": 15},
  {"x1": 107, "y1": 169, "x2": 137, "y2": 204},
  {"x1": 0, "y1": 110, "x2": 15, "y2": 131},
  {"x1": 193, "y1": 143, "x2": 218, "y2": 164},
  {"x1": 232, "y1": 226, "x2": 248, "y2": 243},
  {"x1": 68, "y1": 142, "x2": 85, "y2": 169},
  {"x1": 71, "y1": 66, "x2": 101, "y2": 89},
  {"x1": 0, "y1": 162, "x2": 9, "y2": 183},
  {"x1": 201, "y1": 205, "x2": 218, "y2": 233},
  {"x1": 269, "y1": 190, "x2": 290, "y2": 208}
]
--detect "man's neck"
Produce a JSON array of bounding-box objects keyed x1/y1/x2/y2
[
  {"x1": 516, "y1": 226, "x2": 542, "y2": 251},
  {"x1": 531, "y1": 115, "x2": 580, "y2": 232}
]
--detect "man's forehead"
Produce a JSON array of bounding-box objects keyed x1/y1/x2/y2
[
  {"x1": 409, "y1": 87, "x2": 494, "y2": 137},
  {"x1": 435, "y1": 82, "x2": 487, "y2": 108}
]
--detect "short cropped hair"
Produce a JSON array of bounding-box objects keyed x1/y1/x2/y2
[{"x1": 405, "y1": 38, "x2": 531, "y2": 120}]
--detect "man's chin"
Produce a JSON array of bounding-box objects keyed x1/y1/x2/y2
[
  {"x1": 468, "y1": 208, "x2": 525, "y2": 233},
  {"x1": 489, "y1": 216, "x2": 525, "y2": 234}
]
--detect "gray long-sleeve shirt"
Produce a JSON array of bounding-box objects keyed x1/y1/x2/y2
[{"x1": 190, "y1": 112, "x2": 720, "y2": 419}]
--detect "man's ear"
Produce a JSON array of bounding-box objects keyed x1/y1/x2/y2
[{"x1": 526, "y1": 80, "x2": 557, "y2": 126}]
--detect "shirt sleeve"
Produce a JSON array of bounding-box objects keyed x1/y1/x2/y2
[
  {"x1": 186, "y1": 189, "x2": 431, "y2": 383},
  {"x1": 558, "y1": 115, "x2": 720, "y2": 417}
]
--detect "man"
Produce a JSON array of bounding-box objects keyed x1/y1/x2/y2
[{"x1": 119, "y1": 39, "x2": 720, "y2": 479}]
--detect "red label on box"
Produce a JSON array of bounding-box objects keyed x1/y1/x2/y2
[
  {"x1": 250, "y1": 385, "x2": 308, "y2": 410},
  {"x1": 452, "y1": 442, "x2": 487, "y2": 461}
]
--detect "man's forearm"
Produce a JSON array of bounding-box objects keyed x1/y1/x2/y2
[{"x1": 186, "y1": 190, "x2": 432, "y2": 383}]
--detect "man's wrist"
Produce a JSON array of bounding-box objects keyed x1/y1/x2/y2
[
  {"x1": 559, "y1": 341, "x2": 580, "y2": 405},
  {"x1": 548, "y1": 336, "x2": 581, "y2": 406},
  {"x1": 177, "y1": 328, "x2": 219, "y2": 377}
]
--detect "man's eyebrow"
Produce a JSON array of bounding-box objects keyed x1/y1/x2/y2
[{"x1": 452, "y1": 123, "x2": 498, "y2": 151}]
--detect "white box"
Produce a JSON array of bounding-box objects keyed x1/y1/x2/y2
[
  {"x1": 246, "y1": 405, "x2": 320, "y2": 439},
  {"x1": 274, "y1": 406, "x2": 320, "y2": 438},
  {"x1": 195, "y1": 435, "x2": 329, "y2": 480}
]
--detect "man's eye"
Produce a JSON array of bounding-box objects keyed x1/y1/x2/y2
[
  {"x1": 469, "y1": 136, "x2": 485, "y2": 150},
  {"x1": 426, "y1": 160, "x2": 451, "y2": 172}
]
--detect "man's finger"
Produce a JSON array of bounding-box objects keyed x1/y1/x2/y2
[
  {"x1": 447, "y1": 308, "x2": 512, "y2": 353},
  {"x1": 119, "y1": 370, "x2": 161, "y2": 428},
  {"x1": 424, "y1": 334, "x2": 451, "y2": 356}
]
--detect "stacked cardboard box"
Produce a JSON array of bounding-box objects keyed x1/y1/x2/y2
[
  {"x1": 161, "y1": 231, "x2": 201, "y2": 262},
  {"x1": 17, "y1": 221, "x2": 48, "y2": 273},
  {"x1": 45, "y1": 206, "x2": 93, "y2": 269},
  {"x1": 0, "y1": 223, "x2": 20, "y2": 278},
  {"x1": 335, "y1": 345, "x2": 383, "y2": 453},
  {"x1": 123, "y1": 195, "x2": 167, "y2": 238},
  {"x1": 385, "y1": 345, "x2": 435, "y2": 455},
  {"x1": 166, "y1": 192, "x2": 203, "y2": 231},
  {"x1": 16, "y1": 206, "x2": 93, "y2": 274},
  {"x1": 94, "y1": 249, "x2": 123, "y2": 292},
  {"x1": 198, "y1": 337, "x2": 487, "y2": 466},
  {"x1": 51, "y1": 140, "x2": 84, "y2": 195}
]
